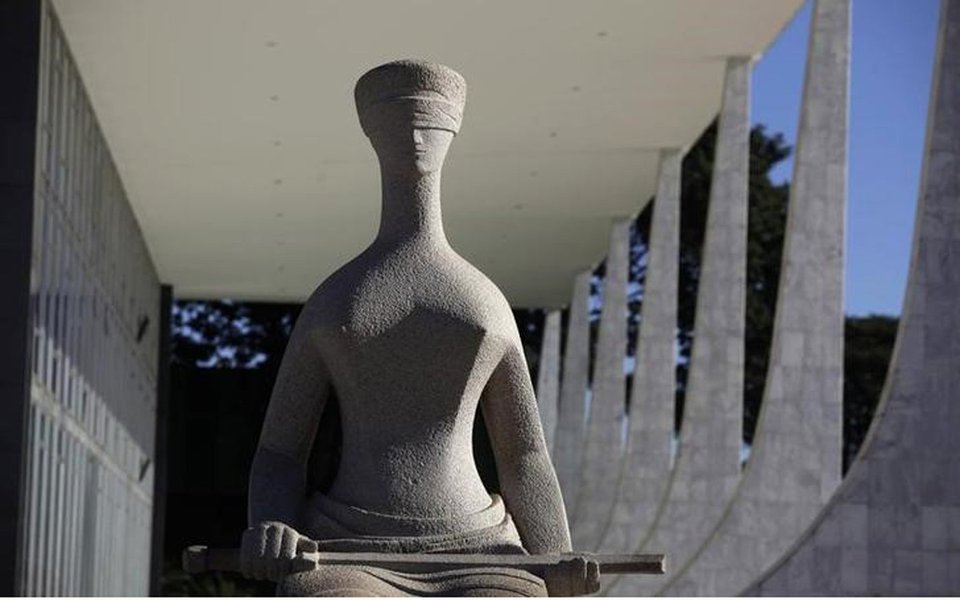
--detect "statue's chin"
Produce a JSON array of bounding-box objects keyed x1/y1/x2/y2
[{"x1": 414, "y1": 160, "x2": 441, "y2": 175}]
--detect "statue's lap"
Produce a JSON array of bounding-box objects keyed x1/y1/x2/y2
[
  {"x1": 278, "y1": 565, "x2": 547, "y2": 597},
  {"x1": 285, "y1": 493, "x2": 548, "y2": 596}
]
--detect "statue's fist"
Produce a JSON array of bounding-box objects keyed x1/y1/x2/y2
[{"x1": 240, "y1": 521, "x2": 317, "y2": 582}]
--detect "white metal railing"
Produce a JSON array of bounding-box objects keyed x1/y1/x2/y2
[{"x1": 17, "y1": 2, "x2": 160, "y2": 595}]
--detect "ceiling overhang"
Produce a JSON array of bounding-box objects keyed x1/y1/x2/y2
[{"x1": 53, "y1": 0, "x2": 804, "y2": 307}]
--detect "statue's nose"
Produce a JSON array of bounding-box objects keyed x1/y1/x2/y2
[{"x1": 412, "y1": 129, "x2": 424, "y2": 145}]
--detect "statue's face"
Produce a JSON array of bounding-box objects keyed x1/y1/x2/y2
[
  {"x1": 409, "y1": 127, "x2": 454, "y2": 174},
  {"x1": 365, "y1": 102, "x2": 456, "y2": 175}
]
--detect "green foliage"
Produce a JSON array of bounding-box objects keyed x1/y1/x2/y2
[
  {"x1": 843, "y1": 315, "x2": 898, "y2": 470},
  {"x1": 172, "y1": 300, "x2": 300, "y2": 369},
  {"x1": 673, "y1": 120, "x2": 792, "y2": 443}
]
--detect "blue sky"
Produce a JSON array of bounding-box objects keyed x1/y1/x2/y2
[{"x1": 752, "y1": 0, "x2": 940, "y2": 317}]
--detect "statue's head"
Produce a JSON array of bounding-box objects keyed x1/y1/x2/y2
[{"x1": 355, "y1": 60, "x2": 466, "y2": 175}]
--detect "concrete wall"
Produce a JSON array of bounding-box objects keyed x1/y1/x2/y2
[
  {"x1": 535, "y1": 310, "x2": 562, "y2": 455},
  {"x1": 606, "y1": 57, "x2": 751, "y2": 596},
  {"x1": 571, "y1": 220, "x2": 631, "y2": 549},
  {"x1": 749, "y1": 1, "x2": 960, "y2": 593},
  {"x1": 662, "y1": 0, "x2": 849, "y2": 594},
  {"x1": 597, "y1": 150, "x2": 681, "y2": 555},
  {"x1": 553, "y1": 271, "x2": 592, "y2": 514},
  {"x1": 13, "y1": 3, "x2": 162, "y2": 595}
]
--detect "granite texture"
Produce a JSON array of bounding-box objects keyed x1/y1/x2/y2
[
  {"x1": 596, "y1": 150, "x2": 681, "y2": 556},
  {"x1": 242, "y1": 60, "x2": 571, "y2": 596},
  {"x1": 662, "y1": 1, "x2": 849, "y2": 594},
  {"x1": 749, "y1": 0, "x2": 960, "y2": 594},
  {"x1": 570, "y1": 220, "x2": 632, "y2": 550},
  {"x1": 606, "y1": 58, "x2": 751, "y2": 596},
  {"x1": 552, "y1": 271, "x2": 592, "y2": 516},
  {"x1": 536, "y1": 311, "x2": 562, "y2": 455}
]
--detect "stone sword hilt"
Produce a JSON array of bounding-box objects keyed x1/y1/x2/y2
[{"x1": 183, "y1": 545, "x2": 665, "y2": 595}]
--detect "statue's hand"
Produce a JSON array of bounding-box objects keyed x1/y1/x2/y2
[{"x1": 240, "y1": 521, "x2": 317, "y2": 582}]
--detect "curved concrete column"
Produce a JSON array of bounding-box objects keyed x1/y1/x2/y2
[
  {"x1": 536, "y1": 310, "x2": 562, "y2": 454},
  {"x1": 749, "y1": 2, "x2": 960, "y2": 594},
  {"x1": 596, "y1": 150, "x2": 682, "y2": 554},
  {"x1": 552, "y1": 270, "x2": 593, "y2": 513},
  {"x1": 606, "y1": 58, "x2": 751, "y2": 596},
  {"x1": 662, "y1": 1, "x2": 849, "y2": 595},
  {"x1": 571, "y1": 220, "x2": 632, "y2": 549}
]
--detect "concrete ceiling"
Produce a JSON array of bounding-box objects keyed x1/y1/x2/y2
[{"x1": 52, "y1": 0, "x2": 803, "y2": 307}]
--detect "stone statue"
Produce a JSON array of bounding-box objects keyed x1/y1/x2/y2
[{"x1": 241, "y1": 60, "x2": 573, "y2": 596}]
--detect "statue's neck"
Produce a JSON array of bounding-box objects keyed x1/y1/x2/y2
[{"x1": 375, "y1": 167, "x2": 447, "y2": 246}]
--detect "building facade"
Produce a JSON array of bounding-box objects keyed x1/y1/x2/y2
[
  {"x1": 1, "y1": 2, "x2": 164, "y2": 595},
  {"x1": 1, "y1": 0, "x2": 958, "y2": 596}
]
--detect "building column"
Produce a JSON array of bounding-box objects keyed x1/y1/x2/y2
[
  {"x1": 608, "y1": 56, "x2": 751, "y2": 596},
  {"x1": 535, "y1": 310, "x2": 562, "y2": 455},
  {"x1": 0, "y1": 0, "x2": 42, "y2": 594},
  {"x1": 750, "y1": 0, "x2": 960, "y2": 594},
  {"x1": 149, "y1": 285, "x2": 172, "y2": 596},
  {"x1": 571, "y1": 219, "x2": 631, "y2": 549},
  {"x1": 600, "y1": 149, "x2": 682, "y2": 554},
  {"x1": 664, "y1": 0, "x2": 849, "y2": 595},
  {"x1": 552, "y1": 270, "x2": 592, "y2": 512}
]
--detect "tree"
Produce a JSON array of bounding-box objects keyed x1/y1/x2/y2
[
  {"x1": 587, "y1": 120, "x2": 895, "y2": 469},
  {"x1": 641, "y1": 120, "x2": 792, "y2": 444},
  {"x1": 172, "y1": 300, "x2": 300, "y2": 370},
  {"x1": 843, "y1": 315, "x2": 898, "y2": 470}
]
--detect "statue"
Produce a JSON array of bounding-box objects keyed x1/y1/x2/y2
[{"x1": 241, "y1": 60, "x2": 572, "y2": 596}]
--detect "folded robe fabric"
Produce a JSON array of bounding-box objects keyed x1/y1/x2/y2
[{"x1": 280, "y1": 493, "x2": 547, "y2": 596}]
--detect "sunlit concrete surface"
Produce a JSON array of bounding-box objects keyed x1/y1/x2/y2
[
  {"x1": 51, "y1": 0, "x2": 804, "y2": 306},
  {"x1": 749, "y1": 1, "x2": 960, "y2": 593}
]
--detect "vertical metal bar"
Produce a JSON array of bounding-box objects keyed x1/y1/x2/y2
[
  {"x1": 67, "y1": 437, "x2": 78, "y2": 595},
  {"x1": 40, "y1": 416, "x2": 53, "y2": 595},
  {"x1": 40, "y1": 209, "x2": 52, "y2": 394},
  {"x1": 50, "y1": 218, "x2": 61, "y2": 401},
  {"x1": 22, "y1": 407, "x2": 37, "y2": 595},
  {"x1": 28, "y1": 413, "x2": 41, "y2": 596},
  {"x1": 73, "y1": 440, "x2": 85, "y2": 594},
  {"x1": 54, "y1": 24, "x2": 66, "y2": 208},
  {"x1": 80, "y1": 453, "x2": 95, "y2": 596},
  {"x1": 111, "y1": 476, "x2": 119, "y2": 594},
  {"x1": 60, "y1": 434, "x2": 73, "y2": 595},
  {"x1": 34, "y1": 192, "x2": 47, "y2": 389},
  {"x1": 100, "y1": 467, "x2": 107, "y2": 596},
  {"x1": 150, "y1": 285, "x2": 172, "y2": 595},
  {"x1": 118, "y1": 477, "x2": 127, "y2": 594},
  {"x1": 52, "y1": 424, "x2": 64, "y2": 597},
  {"x1": 106, "y1": 468, "x2": 114, "y2": 596},
  {"x1": 68, "y1": 437, "x2": 79, "y2": 594},
  {"x1": 60, "y1": 436, "x2": 72, "y2": 595},
  {"x1": 39, "y1": 414, "x2": 53, "y2": 596},
  {"x1": 100, "y1": 473, "x2": 109, "y2": 595},
  {"x1": 91, "y1": 466, "x2": 100, "y2": 596},
  {"x1": 54, "y1": 427, "x2": 66, "y2": 594},
  {"x1": 30, "y1": 13, "x2": 49, "y2": 408}
]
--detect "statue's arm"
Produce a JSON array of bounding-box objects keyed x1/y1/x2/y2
[
  {"x1": 249, "y1": 323, "x2": 330, "y2": 525},
  {"x1": 481, "y1": 341, "x2": 572, "y2": 555},
  {"x1": 243, "y1": 322, "x2": 330, "y2": 580}
]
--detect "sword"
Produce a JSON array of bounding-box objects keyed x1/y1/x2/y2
[{"x1": 183, "y1": 544, "x2": 665, "y2": 595}]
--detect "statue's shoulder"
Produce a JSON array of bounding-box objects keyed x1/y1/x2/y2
[
  {"x1": 298, "y1": 250, "x2": 378, "y2": 322},
  {"x1": 441, "y1": 250, "x2": 516, "y2": 324}
]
